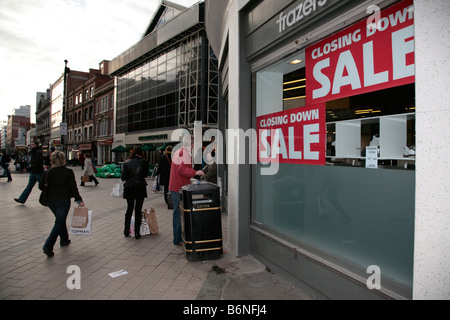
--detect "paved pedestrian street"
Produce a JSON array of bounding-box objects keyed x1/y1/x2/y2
[
  {"x1": 0, "y1": 166, "x2": 207, "y2": 300},
  {"x1": 0, "y1": 165, "x2": 316, "y2": 301}
]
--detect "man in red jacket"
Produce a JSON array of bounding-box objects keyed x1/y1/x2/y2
[{"x1": 169, "y1": 134, "x2": 204, "y2": 246}]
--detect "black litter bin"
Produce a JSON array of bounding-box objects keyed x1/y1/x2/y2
[{"x1": 180, "y1": 182, "x2": 223, "y2": 261}]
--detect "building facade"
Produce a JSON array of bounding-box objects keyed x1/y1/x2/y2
[
  {"x1": 205, "y1": 0, "x2": 450, "y2": 299},
  {"x1": 50, "y1": 69, "x2": 89, "y2": 151},
  {"x1": 35, "y1": 89, "x2": 52, "y2": 150},
  {"x1": 93, "y1": 63, "x2": 115, "y2": 166},
  {"x1": 0, "y1": 120, "x2": 8, "y2": 150},
  {"x1": 110, "y1": 1, "x2": 219, "y2": 164},
  {"x1": 5, "y1": 106, "x2": 31, "y2": 152},
  {"x1": 66, "y1": 66, "x2": 112, "y2": 163}
]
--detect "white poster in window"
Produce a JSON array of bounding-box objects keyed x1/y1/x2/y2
[{"x1": 366, "y1": 146, "x2": 378, "y2": 169}]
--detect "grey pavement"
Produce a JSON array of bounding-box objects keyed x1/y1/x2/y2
[{"x1": 0, "y1": 165, "x2": 320, "y2": 300}]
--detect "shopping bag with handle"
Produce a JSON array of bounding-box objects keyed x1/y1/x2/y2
[
  {"x1": 144, "y1": 207, "x2": 159, "y2": 235},
  {"x1": 70, "y1": 207, "x2": 93, "y2": 235}
]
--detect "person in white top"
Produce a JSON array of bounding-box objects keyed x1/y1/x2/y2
[{"x1": 80, "y1": 153, "x2": 99, "y2": 186}]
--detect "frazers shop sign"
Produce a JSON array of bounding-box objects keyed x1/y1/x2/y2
[
  {"x1": 257, "y1": 103, "x2": 326, "y2": 166},
  {"x1": 277, "y1": 0, "x2": 329, "y2": 33},
  {"x1": 306, "y1": 0, "x2": 415, "y2": 104}
]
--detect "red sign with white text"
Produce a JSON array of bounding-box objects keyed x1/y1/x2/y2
[
  {"x1": 306, "y1": 0, "x2": 415, "y2": 104},
  {"x1": 257, "y1": 104, "x2": 326, "y2": 165}
]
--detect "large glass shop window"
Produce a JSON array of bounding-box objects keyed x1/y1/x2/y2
[{"x1": 254, "y1": 0, "x2": 415, "y2": 293}]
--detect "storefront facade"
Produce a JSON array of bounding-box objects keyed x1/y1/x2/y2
[
  {"x1": 110, "y1": 1, "x2": 219, "y2": 165},
  {"x1": 205, "y1": 0, "x2": 450, "y2": 299}
]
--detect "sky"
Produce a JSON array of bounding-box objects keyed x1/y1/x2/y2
[{"x1": 0, "y1": 0, "x2": 201, "y2": 124}]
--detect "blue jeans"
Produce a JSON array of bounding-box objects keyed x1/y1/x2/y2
[
  {"x1": 43, "y1": 199, "x2": 71, "y2": 251},
  {"x1": 19, "y1": 172, "x2": 43, "y2": 203},
  {"x1": 171, "y1": 191, "x2": 182, "y2": 245}
]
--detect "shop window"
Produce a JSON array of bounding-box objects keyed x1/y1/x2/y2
[
  {"x1": 283, "y1": 67, "x2": 306, "y2": 110},
  {"x1": 326, "y1": 84, "x2": 415, "y2": 169},
  {"x1": 254, "y1": 50, "x2": 415, "y2": 292}
]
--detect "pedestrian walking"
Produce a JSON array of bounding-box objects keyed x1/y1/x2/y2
[
  {"x1": 169, "y1": 134, "x2": 204, "y2": 246},
  {"x1": 80, "y1": 153, "x2": 99, "y2": 186},
  {"x1": 39, "y1": 150, "x2": 84, "y2": 257},
  {"x1": 14, "y1": 141, "x2": 44, "y2": 204},
  {"x1": 121, "y1": 146, "x2": 149, "y2": 239},
  {"x1": 44, "y1": 147, "x2": 55, "y2": 170},
  {"x1": 1, "y1": 150, "x2": 12, "y2": 182},
  {"x1": 79, "y1": 153, "x2": 85, "y2": 170},
  {"x1": 158, "y1": 145, "x2": 172, "y2": 207}
]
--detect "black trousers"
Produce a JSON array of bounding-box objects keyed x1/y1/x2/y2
[{"x1": 124, "y1": 196, "x2": 145, "y2": 235}]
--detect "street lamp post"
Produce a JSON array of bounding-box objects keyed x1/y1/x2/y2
[{"x1": 61, "y1": 59, "x2": 69, "y2": 156}]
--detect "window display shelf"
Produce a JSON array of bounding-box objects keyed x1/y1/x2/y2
[{"x1": 326, "y1": 113, "x2": 415, "y2": 163}]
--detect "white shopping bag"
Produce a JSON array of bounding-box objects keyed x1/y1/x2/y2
[
  {"x1": 129, "y1": 215, "x2": 151, "y2": 237},
  {"x1": 70, "y1": 209, "x2": 93, "y2": 235},
  {"x1": 130, "y1": 216, "x2": 135, "y2": 237},
  {"x1": 111, "y1": 179, "x2": 124, "y2": 198},
  {"x1": 140, "y1": 215, "x2": 151, "y2": 236}
]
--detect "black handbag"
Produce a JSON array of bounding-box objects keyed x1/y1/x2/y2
[{"x1": 39, "y1": 171, "x2": 49, "y2": 206}]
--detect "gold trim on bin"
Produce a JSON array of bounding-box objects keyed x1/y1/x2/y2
[
  {"x1": 183, "y1": 247, "x2": 223, "y2": 253},
  {"x1": 180, "y1": 206, "x2": 221, "y2": 212},
  {"x1": 182, "y1": 236, "x2": 222, "y2": 245}
]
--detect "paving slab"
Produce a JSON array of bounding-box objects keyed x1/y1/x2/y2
[{"x1": 0, "y1": 165, "x2": 319, "y2": 301}]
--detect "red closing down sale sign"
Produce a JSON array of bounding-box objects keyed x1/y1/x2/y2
[
  {"x1": 257, "y1": 103, "x2": 326, "y2": 166},
  {"x1": 306, "y1": 0, "x2": 415, "y2": 104}
]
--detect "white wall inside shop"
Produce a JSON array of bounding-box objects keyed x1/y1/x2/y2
[
  {"x1": 256, "y1": 72, "x2": 283, "y2": 117},
  {"x1": 413, "y1": 0, "x2": 450, "y2": 300}
]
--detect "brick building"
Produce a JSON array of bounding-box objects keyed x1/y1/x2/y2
[
  {"x1": 66, "y1": 61, "x2": 112, "y2": 164},
  {"x1": 5, "y1": 106, "x2": 31, "y2": 152},
  {"x1": 93, "y1": 61, "x2": 114, "y2": 165}
]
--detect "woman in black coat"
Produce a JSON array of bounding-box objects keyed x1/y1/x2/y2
[
  {"x1": 121, "y1": 146, "x2": 149, "y2": 239},
  {"x1": 158, "y1": 146, "x2": 172, "y2": 207},
  {"x1": 39, "y1": 151, "x2": 84, "y2": 257}
]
